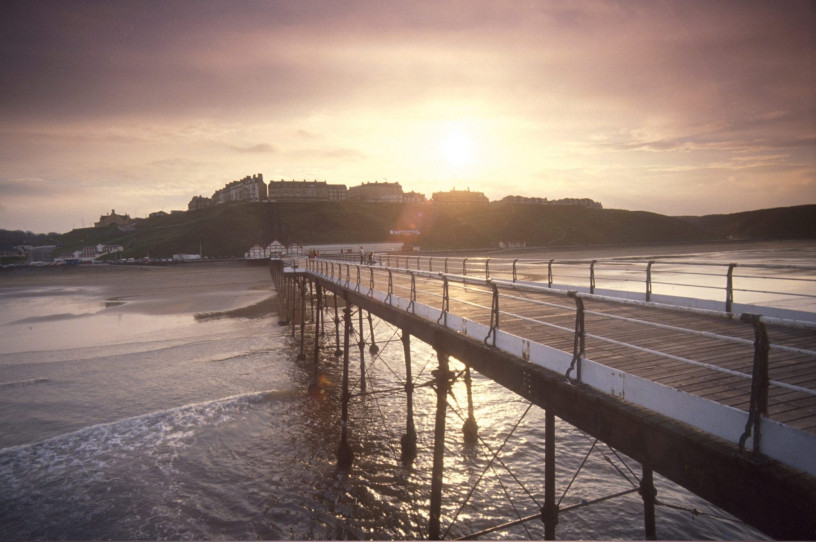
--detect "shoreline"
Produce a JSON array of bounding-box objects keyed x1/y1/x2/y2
[
  {"x1": 414, "y1": 238, "x2": 816, "y2": 260},
  {"x1": 0, "y1": 260, "x2": 276, "y2": 317}
]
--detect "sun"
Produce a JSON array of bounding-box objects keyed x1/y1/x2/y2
[{"x1": 439, "y1": 126, "x2": 476, "y2": 169}]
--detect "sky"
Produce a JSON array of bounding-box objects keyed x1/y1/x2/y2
[{"x1": 1, "y1": 0, "x2": 814, "y2": 233}]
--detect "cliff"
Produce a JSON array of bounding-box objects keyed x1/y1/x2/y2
[{"x1": 35, "y1": 202, "x2": 816, "y2": 259}]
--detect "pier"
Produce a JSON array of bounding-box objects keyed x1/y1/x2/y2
[{"x1": 270, "y1": 254, "x2": 816, "y2": 540}]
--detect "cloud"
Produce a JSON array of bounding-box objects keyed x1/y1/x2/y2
[
  {"x1": 0, "y1": 177, "x2": 49, "y2": 198},
  {"x1": 227, "y1": 143, "x2": 278, "y2": 154},
  {"x1": 0, "y1": 1, "x2": 813, "y2": 231}
]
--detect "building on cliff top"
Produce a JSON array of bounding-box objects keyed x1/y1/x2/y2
[{"x1": 95, "y1": 209, "x2": 132, "y2": 228}]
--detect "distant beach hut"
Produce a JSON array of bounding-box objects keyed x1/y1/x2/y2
[
  {"x1": 287, "y1": 242, "x2": 303, "y2": 255},
  {"x1": 267, "y1": 241, "x2": 285, "y2": 258}
]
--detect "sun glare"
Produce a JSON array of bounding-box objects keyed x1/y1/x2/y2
[{"x1": 439, "y1": 126, "x2": 476, "y2": 169}]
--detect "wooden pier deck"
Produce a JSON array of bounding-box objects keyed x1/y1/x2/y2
[{"x1": 274, "y1": 257, "x2": 816, "y2": 539}]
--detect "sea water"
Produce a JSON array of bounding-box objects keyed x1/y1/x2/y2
[{"x1": 0, "y1": 253, "x2": 793, "y2": 540}]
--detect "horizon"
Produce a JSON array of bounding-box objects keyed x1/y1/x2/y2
[{"x1": 1, "y1": 1, "x2": 814, "y2": 233}]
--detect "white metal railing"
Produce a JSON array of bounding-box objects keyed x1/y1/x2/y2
[
  {"x1": 287, "y1": 256, "x2": 816, "y2": 477},
  {"x1": 355, "y1": 254, "x2": 816, "y2": 318}
]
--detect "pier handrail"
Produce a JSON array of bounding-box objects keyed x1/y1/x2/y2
[
  {"x1": 299, "y1": 256, "x2": 816, "y2": 476},
  {"x1": 361, "y1": 253, "x2": 816, "y2": 317}
]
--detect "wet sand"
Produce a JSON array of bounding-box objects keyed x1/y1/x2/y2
[{"x1": 0, "y1": 261, "x2": 276, "y2": 316}]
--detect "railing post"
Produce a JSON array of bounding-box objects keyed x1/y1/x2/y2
[
  {"x1": 437, "y1": 275, "x2": 450, "y2": 326},
  {"x1": 590, "y1": 260, "x2": 597, "y2": 294},
  {"x1": 355, "y1": 265, "x2": 361, "y2": 293},
  {"x1": 368, "y1": 267, "x2": 374, "y2": 296},
  {"x1": 548, "y1": 259, "x2": 554, "y2": 288},
  {"x1": 408, "y1": 271, "x2": 416, "y2": 313},
  {"x1": 429, "y1": 258, "x2": 433, "y2": 273},
  {"x1": 485, "y1": 258, "x2": 490, "y2": 279},
  {"x1": 444, "y1": 258, "x2": 449, "y2": 274},
  {"x1": 484, "y1": 282, "x2": 500, "y2": 346},
  {"x1": 646, "y1": 261, "x2": 654, "y2": 302},
  {"x1": 463, "y1": 258, "x2": 468, "y2": 276},
  {"x1": 386, "y1": 269, "x2": 393, "y2": 305},
  {"x1": 739, "y1": 314, "x2": 770, "y2": 453},
  {"x1": 512, "y1": 258, "x2": 518, "y2": 283},
  {"x1": 566, "y1": 292, "x2": 585, "y2": 383},
  {"x1": 726, "y1": 263, "x2": 738, "y2": 312}
]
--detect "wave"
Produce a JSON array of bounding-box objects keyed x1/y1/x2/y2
[
  {"x1": 0, "y1": 388, "x2": 299, "y2": 458},
  {"x1": 9, "y1": 312, "x2": 96, "y2": 325},
  {"x1": 0, "y1": 329, "x2": 263, "y2": 367},
  {"x1": 194, "y1": 296, "x2": 277, "y2": 321},
  {"x1": 205, "y1": 348, "x2": 280, "y2": 363},
  {"x1": 0, "y1": 388, "x2": 302, "y2": 541},
  {"x1": 0, "y1": 377, "x2": 50, "y2": 388}
]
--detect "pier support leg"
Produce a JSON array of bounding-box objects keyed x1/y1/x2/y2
[
  {"x1": 542, "y1": 410, "x2": 558, "y2": 540},
  {"x1": 290, "y1": 278, "x2": 297, "y2": 339},
  {"x1": 278, "y1": 276, "x2": 290, "y2": 326},
  {"x1": 462, "y1": 364, "x2": 478, "y2": 446},
  {"x1": 297, "y1": 279, "x2": 306, "y2": 361},
  {"x1": 429, "y1": 351, "x2": 451, "y2": 540},
  {"x1": 333, "y1": 294, "x2": 343, "y2": 357},
  {"x1": 320, "y1": 288, "x2": 326, "y2": 337},
  {"x1": 367, "y1": 311, "x2": 379, "y2": 354},
  {"x1": 308, "y1": 281, "x2": 314, "y2": 323},
  {"x1": 400, "y1": 331, "x2": 417, "y2": 462},
  {"x1": 337, "y1": 303, "x2": 354, "y2": 469},
  {"x1": 640, "y1": 465, "x2": 658, "y2": 540},
  {"x1": 308, "y1": 282, "x2": 322, "y2": 396},
  {"x1": 358, "y1": 307, "x2": 367, "y2": 393}
]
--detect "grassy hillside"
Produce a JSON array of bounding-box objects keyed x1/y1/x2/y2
[
  {"x1": 42, "y1": 201, "x2": 815, "y2": 259},
  {"x1": 414, "y1": 204, "x2": 717, "y2": 249},
  {"x1": 678, "y1": 205, "x2": 816, "y2": 240}
]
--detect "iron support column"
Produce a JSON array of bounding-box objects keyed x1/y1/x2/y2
[
  {"x1": 358, "y1": 306, "x2": 367, "y2": 393},
  {"x1": 542, "y1": 410, "x2": 558, "y2": 540},
  {"x1": 290, "y1": 278, "x2": 297, "y2": 338},
  {"x1": 640, "y1": 465, "x2": 658, "y2": 540},
  {"x1": 368, "y1": 311, "x2": 379, "y2": 353},
  {"x1": 462, "y1": 365, "x2": 478, "y2": 446},
  {"x1": 429, "y1": 351, "x2": 451, "y2": 540},
  {"x1": 337, "y1": 303, "x2": 354, "y2": 469},
  {"x1": 333, "y1": 294, "x2": 342, "y2": 357},
  {"x1": 308, "y1": 280, "x2": 314, "y2": 322},
  {"x1": 308, "y1": 282, "x2": 322, "y2": 395},
  {"x1": 401, "y1": 331, "x2": 417, "y2": 461},
  {"x1": 297, "y1": 279, "x2": 306, "y2": 361}
]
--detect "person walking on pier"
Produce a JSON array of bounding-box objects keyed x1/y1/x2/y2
[{"x1": 360, "y1": 246, "x2": 365, "y2": 264}]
